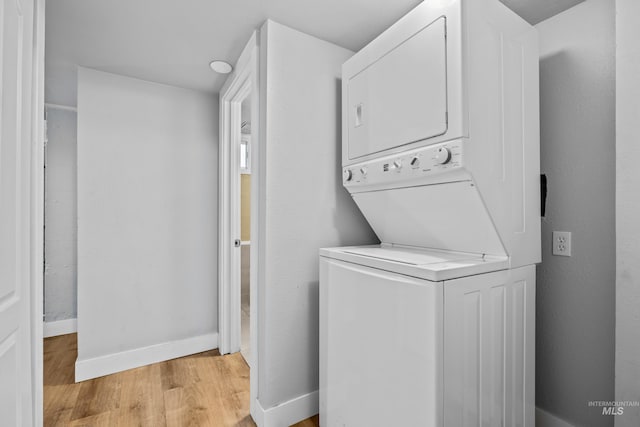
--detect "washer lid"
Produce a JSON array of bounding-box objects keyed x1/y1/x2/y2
[
  {"x1": 320, "y1": 245, "x2": 509, "y2": 281},
  {"x1": 342, "y1": 246, "x2": 471, "y2": 265}
]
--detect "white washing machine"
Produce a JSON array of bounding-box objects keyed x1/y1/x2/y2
[
  {"x1": 320, "y1": 0, "x2": 540, "y2": 426},
  {"x1": 320, "y1": 246, "x2": 535, "y2": 426}
]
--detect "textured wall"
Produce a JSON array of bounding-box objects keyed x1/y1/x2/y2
[
  {"x1": 535, "y1": 0, "x2": 615, "y2": 425},
  {"x1": 616, "y1": 0, "x2": 640, "y2": 425},
  {"x1": 44, "y1": 108, "x2": 77, "y2": 322}
]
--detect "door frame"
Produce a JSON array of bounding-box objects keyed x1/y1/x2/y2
[
  {"x1": 218, "y1": 30, "x2": 261, "y2": 416},
  {"x1": 31, "y1": 0, "x2": 46, "y2": 424}
]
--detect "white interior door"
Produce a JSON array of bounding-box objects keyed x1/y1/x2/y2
[{"x1": 0, "y1": 0, "x2": 36, "y2": 424}]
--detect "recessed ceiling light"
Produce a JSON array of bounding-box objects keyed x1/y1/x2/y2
[{"x1": 209, "y1": 60, "x2": 233, "y2": 74}]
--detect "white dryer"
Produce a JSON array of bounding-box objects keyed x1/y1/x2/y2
[{"x1": 319, "y1": 0, "x2": 540, "y2": 426}]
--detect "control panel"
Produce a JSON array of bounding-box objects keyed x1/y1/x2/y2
[{"x1": 343, "y1": 141, "x2": 463, "y2": 188}]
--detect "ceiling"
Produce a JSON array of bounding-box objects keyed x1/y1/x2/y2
[
  {"x1": 45, "y1": 0, "x2": 585, "y2": 106},
  {"x1": 501, "y1": 0, "x2": 585, "y2": 25}
]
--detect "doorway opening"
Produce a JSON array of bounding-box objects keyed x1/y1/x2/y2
[
  {"x1": 239, "y1": 94, "x2": 252, "y2": 366},
  {"x1": 218, "y1": 31, "x2": 261, "y2": 417},
  {"x1": 42, "y1": 103, "x2": 78, "y2": 340}
]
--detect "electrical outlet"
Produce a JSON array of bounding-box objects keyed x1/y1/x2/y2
[{"x1": 552, "y1": 231, "x2": 572, "y2": 257}]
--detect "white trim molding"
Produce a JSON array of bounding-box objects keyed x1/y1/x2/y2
[
  {"x1": 31, "y1": 1, "x2": 47, "y2": 425},
  {"x1": 218, "y1": 32, "x2": 255, "y2": 356},
  {"x1": 536, "y1": 407, "x2": 575, "y2": 427},
  {"x1": 255, "y1": 391, "x2": 319, "y2": 427},
  {"x1": 43, "y1": 318, "x2": 77, "y2": 338},
  {"x1": 219, "y1": 28, "x2": 262, "y2": 422},
  {"x1": 75, "y1": 332, "x2": 218, "y2": 382}
]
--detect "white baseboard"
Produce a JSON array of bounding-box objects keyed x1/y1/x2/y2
[
  {"x1": 252, "y1": 401, "x2": 265, "y2": 427},
  {"x1": 75, "y1": 332, "x2": 218, "y2": 382},
  {"x1": 255, "y1": 390, "x2": 318, "y2": 427},
  {"x1": 254, "y1": 399, "x2": 570, "y2": 427},
  {"x1": 43, "y1": 318, "x2": 77, "y2": 338},
  {"x1": 536, "y1": 407, "x2": 575, "y2": 427}
]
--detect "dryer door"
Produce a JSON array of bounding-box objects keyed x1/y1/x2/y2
[{"x1": 346, "y1": 16, "x2": 448, "y2": 160}]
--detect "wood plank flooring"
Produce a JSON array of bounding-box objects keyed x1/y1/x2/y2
[{"x1": 44, "y1": 334, "x2": 320, "y2": 427}]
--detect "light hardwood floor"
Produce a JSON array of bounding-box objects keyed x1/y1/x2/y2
[{"x1": 44, "y1": 334, "x2": 320, "y2": 427}]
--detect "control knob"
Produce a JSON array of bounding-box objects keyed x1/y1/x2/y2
[
  {"x1": 343, "y1": 169, "x2": 353, "y2": 181},
  {"x1": 393, "y1": 160, "x2": 402, "y2": 171},
  {"x1": 410, "y1": 156, "x2": 420, "y2": 168},
  {"x1": 435, "y1": 147, "x2": 452, "y2": 165},
  {"x1": 359, "y1": 167, "x2": 368, "y2": 177}
]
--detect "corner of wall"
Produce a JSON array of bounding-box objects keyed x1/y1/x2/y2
[{"x1": 254, "y1": 391, "x2": 318, "y2": 427}]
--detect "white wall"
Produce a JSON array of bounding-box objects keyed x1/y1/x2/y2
[
  {"x1": 616, "y1": 0, "x2": 640, "y2": 425},
  {"x1": 44, "y1": 108, "x2": 77, "y2": 323},
  {"x1": 257, "y1": 21, "x2": 378, "y2": 411},
  {"x1": 535, "y1": 1, "x2": 615, "y2": 425},
  {"x1": 76, "y1": 68, "x2": 219, "y2": 378}
]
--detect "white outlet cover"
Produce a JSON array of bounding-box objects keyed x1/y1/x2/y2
[{"x1": 552, "y1": 231, "x2": 572, "y2": 257}]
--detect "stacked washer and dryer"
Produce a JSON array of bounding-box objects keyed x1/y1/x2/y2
[{"x1": 319, "y1": 0, "x2": 540, "y2": 426}]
